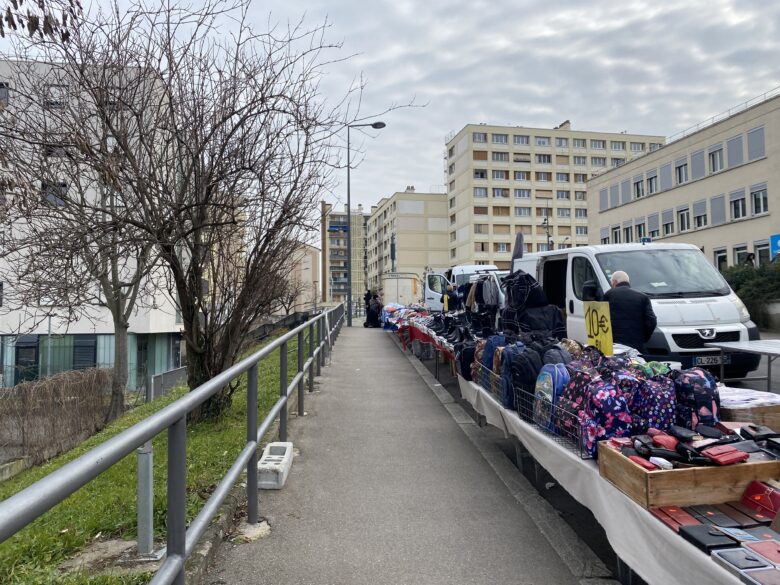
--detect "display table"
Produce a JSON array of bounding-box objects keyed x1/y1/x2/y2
[
  {"x1": 399, "y1": 322, "x2": 456, "y2": 361},
  {"x1": 457, "y1": 375, "x2": 741, "y2": 585},
  {"x1": 706, "y1": 340, "x2": 780, "y2": 391}
]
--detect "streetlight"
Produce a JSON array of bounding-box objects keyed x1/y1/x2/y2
[{"x1": 346, "y1": 120, "x2": 386, "y2": 326}]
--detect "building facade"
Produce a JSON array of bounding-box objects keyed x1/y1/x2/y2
[
  {"x1": 445, "y1": 122, "x2": 664, "y2": 268},
  {"x1": 366, "y1": 187, "x2": 449, "y2": 290},
  {"x1": 320, "y1": 202, "x2": 369, "y2": 306},
  {"x1": 588, "y1": 92, "x2": 779, "y2": 271}
]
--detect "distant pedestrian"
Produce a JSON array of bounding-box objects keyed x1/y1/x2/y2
[
  {"x1": 744, "y1": 253, "x2": 755, "y2": 267},
  {"x1": 366, "y1": 294, "x2": 383, "y2": 328},
  {"x1": 604, "y1": 270, "x2": 657, "y2": 353},
  {"x1": 363, "y1": 289, "x2": 372, "y2": 313},
  {"x1": 440, "y1": 284, "x2": 460, "y2": 312}
]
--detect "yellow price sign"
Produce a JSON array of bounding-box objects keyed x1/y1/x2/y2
[{"x1": 584, "y1": 301, "x2": 613, "y2": 356}]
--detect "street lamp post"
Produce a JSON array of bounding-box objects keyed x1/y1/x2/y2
[{"x1": 346, "y1": 121, "x2": 386, "y2": 326}]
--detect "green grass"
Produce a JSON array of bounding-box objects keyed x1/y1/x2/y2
[{"x1": 0, "y1": 332, "x2": 308, "y2": 584}]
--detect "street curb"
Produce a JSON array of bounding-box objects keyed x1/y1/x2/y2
[{"x1": 391, "y1": 333, "x2": 619, "y2": 585}]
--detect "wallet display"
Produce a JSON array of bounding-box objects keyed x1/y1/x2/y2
[
  {"x1": 712, "y1": 548, "x2": 771, "y2": 576},
  {"x1": 679, "y1": 524, "x2": 737, "y2": 552}
]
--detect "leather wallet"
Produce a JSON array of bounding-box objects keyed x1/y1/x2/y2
[
  {"x1": 743, "y1": 424, "x2": 780, "y2": 442},
  {"x1": 741, "y1": 568, "x2": 780, "y2": 585},
  {"x1": 715, "y1": 503, "x2": 763, "y2": 528},
  {"x1": 648, "y1": 447, "x2": 686, "y2": 462},
  {"x1": 746, "y1": 541, "x2": 780, "y2": 564},
  {"x1": 702, "y1": 444, "x2": 749, "y2": 465},
  {"x1": 696, "y1": 424, "x2": 725, "y2": 439},
  {"x1": 651, "y1": 433, "x2": 679, "y2": 450},
  {"x1": 712, "y1": 548, "x2": 771, "y2": 575},
  {"x1": 649, "y1": 507, "x2": 681, "y2": 532},
  {"x1": 687, "y1": 505, "x2": 741, "y2": 528},
  {"x1": 621, "y1": 446, "x2": 641, "y2": 458},
  {"x1": 743, "y1": 481, "x2": 780, "y2": 518},
  {"x1": 659, "y1": 506, "x2": 700, "y2": 528},
  {"x1": 679, "y1": 524, "x2": 737, "y2": 552},
  {"x1": 747, "y1": 527, "x2": 780, "y2": 540},
  {"x1": 633, "y1": 435, "x2": 654, "y2": 456},
  {"x1": 716, "y1": 526, "x2": 761, "y2": 542},
  {"x1": 668, "y1": 424, "x2": 699, "y2": 442},
  {"x1": 728, "y1": 501, "x2": 773, "y2": 526},
  {"x1": 675, "y1": 442, "x2": 701, "y2": 462},
  {"x1": 735, "y1": 440, "x2": 763, "y2": 453},
  {"x1": 628, "y1": 455, "x2": 657, "y2": 471}
]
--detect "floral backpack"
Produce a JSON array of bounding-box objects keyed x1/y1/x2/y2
[
  {"x1": 578, "y1": 378, "x2": 633, "y2": 458},
  {"x1": 672, "y1": 368, "x2": 720, "y2": 429},
  {"x1": 630, "y1": 376, "x2": 677, "y2": 434}
]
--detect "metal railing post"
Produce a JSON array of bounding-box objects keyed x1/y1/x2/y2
[
  {"x1": 167, "y1": 416, "x2": 187, "y2": 585},
  {"x1": 247, "y1": 364, "x2": 258, "y2": 524},
  {"x1": 316, "y1": 319, "x2": 322, "y2": 376},
  {"x1": 308, "y1": 323, "x2": 315, "y2": 393},
  {"x1": 279, "y1": 342, "x2": 288, "y2": 442},
  {"x1": 297, "y1": 329, "x2": 304, "y2": 416},
  {"x1": 136, "y1": 441, "x2": 154, "y2": 556}
]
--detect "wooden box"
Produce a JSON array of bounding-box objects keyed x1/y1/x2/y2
[
  {"x1": 598, "y1": 443, "x2": 780, "y2": 508},
  {"x1": 721, "y1": 404, "x2": 780, "y2": 429}
]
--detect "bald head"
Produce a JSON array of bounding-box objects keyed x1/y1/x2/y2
[{"x1": 611, "y1": 271, "x2": 629, "y2": 287}]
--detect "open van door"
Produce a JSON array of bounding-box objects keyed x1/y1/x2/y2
[
  {"x1": 567, "y1": 253, "x2": 606, "y2": 344},
  {"x1": 424, "y1": 272, "x2": 447, "y2": 312}
]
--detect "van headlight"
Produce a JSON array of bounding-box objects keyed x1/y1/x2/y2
[{"x1": 734, "y1": 297, "x2": 751, "y2": 323}]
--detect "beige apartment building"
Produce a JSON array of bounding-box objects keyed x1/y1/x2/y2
[
  {"x1": 366, "y1": 187, "x2": 449, "y2": 290},
  {"x1": 589, "y1": 91, "x2": 779, "y2": 271},
  {"x1": 445, "y1": 122, "x2": 664, "y2": 268},
  {"x1": 319, "y1": 202, "x2": 369, "y2": 306}
]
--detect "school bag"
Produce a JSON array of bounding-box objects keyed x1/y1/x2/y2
[
  {"x1": 510, "y1": 347, "x2": 543, "y2": 417},
  {"x1": 499, "y1": 343, "x2": 525, "y2": 409},
  {"x1": 481, "y1": 334, "x2": 507, "y2": 372},
  {"x1": 543, "y1": 345, "x2": 572, "y2": 365},
  {"x1": 672, "y1": 368, "x2": 720, "y2": 429},
  {"x1": 533, "y1": 363, "x2": 569, "y2": 431},
  {"x1": 630, "y1": 376, "x2": 677, "y2": 434},
  {"x1": 470, "y1": 339, "x2": 487, "y2": 383},
  {"x1": 555, "y1": 366, "x2": 600, "y2": 438},
  {"x1": 579, "y1": 376, "x2": 632, "y2": 458}
]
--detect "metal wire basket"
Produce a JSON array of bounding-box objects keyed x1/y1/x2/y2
[
  {"x1": 472, "y1": 362, "x2": 503, "y2": 400},
  {"x1": 412, "y1": 339, "x2": 435, "y2": 361}
]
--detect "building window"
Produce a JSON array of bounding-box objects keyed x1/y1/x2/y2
[
  {"x1": 677, "y1": 209, "x2": 691, "y2": 232},
  {"x1": 537, "y1": 243, "x2": 550, "y2": 252},
  {"x1": 591, "y1": 156, "x2": 606, "y2": 167},
  {"x1": 494, "y1": 242, "x2": 510, "y2": 253},
  {"x1": 450, "y1": 231, "x2": 456, "y2": 242},
  {"x1": 492, "y1": 151, "x2": 509, "y2": 162},
  {"x1": 601, "y1": 237, "x2": 610, "y2": 244},
  {"x1": 474, "y1": 207, "x2": 488, "y2": 216},
  {"x1": 449, "y1": 197, "x2": 456, "y2": 208},
  {"x1": 623, "y1": 226, "x2": 633, "y2": 243},
  {"x1": 556, "y1": 190, "x2": 570, "y2": 200},
  {"x1": 515, "y1": 171, "x2": 530, "y2": 181},
  {"x1": 555, "y1": 173, "x2": 570, "y2": 182},
  {"x1": 714, "y1": 249, "x2": 728, "y2": 272},
  {"x1": 474, "y1": 169, "x2": 487, "y2": 179},
  {"x1": 649, "y1": 143, "x2": 662, "y2": 151},
  {"x1": 475, "y1": 242, "x2": 488, "y2": 252},
  {"x1": 575, "y1": 208, "x2": 587, "y2": 218},
  {"x1": 448, "y1": 146, "x2": 454, "y2": 157},
  {"x1": 473, "y1": 187, "x2": 487, "y2": 198},
  {"x1": 451, "y1": 249, "x2": 456, "y2": 259},
  {"x1": 492, "y1": 133, "x2": 508, "y2": 144},
  {"x1": 752, "y1": 187, "x2": 768, "y2": 215},
  {"x1": 757, "y1": 243, "x2": 770, "y2": 266},
  {"x1": 536, "y1": 172, "x2": 551, "y2": 182},
  {"x1": 635, "y1": 223, "x2": 646, "y2": 240},
  {"x1": 734, "y1": 245, "x2": 749, "y2": 265},
  {"x1": 535, "y1": 136, "x2": 551, "y2": 147},
  {"x1": 492, "y1": 188, "x2": 509, "y2": 198},
  {"x1": 473, "y1": 132, "x2": 487, "y2": 143},
  {"x1": 575, "y1": 191, "x2": 586, "y2": 201},
  {"x1": 514, "y1": 134, "x2": 529, "y2": 145},
  {"x1": 630, "y1": 142, "x2": 645, "y2": 152},
  {"x1": 611, "y1": 227, "x2": 621, "y2": 244},
  {"x1": 449, "y1": 180, "x2": 455, "y2": 191},
  {"x1": 448, "y1": 163, "x2": 454, "y2": 174},
  {"x1": 675, "y1": 162, "x2": 688, "y2": 185},
  {"x1": 536, "y1": 154, "x2": 552, "y2": 164},
  {"x1": 731, "y1": 196, "x2": 747, "y2": 220},
  {"x1": 662, "y1": 219, "x2": 674, "y2": 236},
  {"x1": 591, "y1": 139, "x2": 606, "y2": 150},
  {"x1": 649, "y1": 228, "x2": 660, "y2": 238},
  {"x1": 634, "y1": 179, "x2": 644, "y2": 198},
  {"x1": 573, "y1": 138, "x2": 586, "y2": 149},
  {"x1": 557, "y1": 208, "x2": 570, "y2": 218},
  {"x1": 450, "y1": 213, "x2": 456, "y2": 225},
  {"x1": 515, "y1": 206, "x2": 531, "y2": 217},
  {"x1": 474, "y1": 223, "x2": 488, "y2": 233},
  {"x1": 573, "y1": 155, "x2": 586, "y2": 166},
  {"x1": 0, "y1": 82, "x2": 8, "y2": 107},
  {"x1": 493, "y1": 206, "x2": 510, "y2": 217},
  {"x1": 709, "y1": 148, "x2": 724, "y2": 173},
  {"x1": 514, "y1": 188, "x2": 531, "y2": 199},
  {"x1": 611, "y1": 158, "x2": 624, "y2": 168},
  {"x1": 537, "y1": 207, "x2": 550, "y2": 218},
  {"x1": 694, "y1": 210, "x2": 707, "y2": 228},
  {"x1": 576, "y1": 226, "x2": 588, "y2": 236},
  {"x1": 574, "y1": 173, "x2": 587, "y2": 183},
  {"x1": 492, "y1": 170, "x2": 508, "y2": 180},
  {"x1": 647, "y1": 175, "x2": 658, "y2": 195},
  {"x1": 555, "y1": 137, "x2": 568, "y2": 148},
  {"x1": 611, "y1": 141, "x2": 626, "y2": 151}
]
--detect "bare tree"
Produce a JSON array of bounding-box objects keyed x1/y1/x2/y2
[
  {"x1": 0, "y1": 0, "x2": 80, "y2": 40},
  {"x1": 276, "y1": 276, "x2": 310, "y2": 316}
]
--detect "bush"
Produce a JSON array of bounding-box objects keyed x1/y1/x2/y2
[{"x1": 722, "y1": 262, "x2": 780, "y2": 329}]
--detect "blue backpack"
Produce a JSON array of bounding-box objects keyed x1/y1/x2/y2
[{"x1": 533, "y1": 363, "x2": 569, "y2": 431}]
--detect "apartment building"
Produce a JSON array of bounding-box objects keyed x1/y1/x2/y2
[
  {"x1": 589, "y1": 90, "x2": 779, "y2": 271},
  {"x1": 366, "y1": 187, "x2": 449, "y2": 290},
  {"x1": 319, "y1": 202, "x2": 369, "y2": 305},
  {"x1": 446, "y1": 122, "x2": 664, "y2": 268}
]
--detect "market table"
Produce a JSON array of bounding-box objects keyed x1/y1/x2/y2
[
  {"x1": 456, "y1": 375, "x2": 742, "y2": 585},
  {"x1": 706, "y1": 339, "x2": 780, "y2": 392}
]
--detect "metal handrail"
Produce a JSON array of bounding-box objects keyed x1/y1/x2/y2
[{"x1": 0, "y1": 304, "x2": 345, "y2": 585}]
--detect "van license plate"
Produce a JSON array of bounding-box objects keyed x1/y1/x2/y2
[{"x1": 694, "y1": 355, "x2": 731, "y2": 366}]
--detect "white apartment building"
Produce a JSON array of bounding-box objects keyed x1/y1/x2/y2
[
  {"x1": 319, "y1": 202, "x2": 369, "y2": 306},
  {"x1": 589, "y1": 90, "x2": 779, "y2": 271},
  {"x1": 366, "y1": 187, "x2": 449, "y2": 290},
  {"x1": 446, "y1": 122, "x2": 664, "y2": 268}
]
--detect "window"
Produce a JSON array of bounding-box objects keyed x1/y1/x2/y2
[
  {"x1": 709, "y1": 148, "x2": 724, "y2": 173},
  {"x1": 752, "y1": 187, "x2": 768, "y2": 215},
  {"x1": 555, "y1": 137, "x2": 568, "y2": 148},
  {"x1": 714, "y1": 249, "x2": 728, "y2": 272},
  {"x1": 475, "y1": 242, "x2": 488, "y2": 252},
  {"x1": 662, "y1": 219, "x2": 674, "y2": 236},
  {"x1": 734, "y1": 245, "x2": 749, "y2": 266},
  {"x1": 649, "y1": 228, "x2": 660, "y2": 238},
  {"x1": 450, "y1": 231, "x2": 456, "y2": 242},
  {"x1": 493, "y1": 206, "x2": 510, "y2": 216},
  {"x1": 694, "y1": 210, "x2": 707, "y2": 228},
  {"x1": 492, "y1": 151, "x2": 509, "y2": 162},
  {"x1": 675, "y1": 162, "x2": 688, "y2": 184},
  {"x1": 630, "y1": 142, "x2": 645, "y2": 152},
  {"x1": 451, "y1": 249, "x2": 456, "y2": 259},
  {"x1": 591, "y1": 156, "x2": 606, "y2": 167},
  {"x1": 492, "y1": 133, "x2": 508, "y2": 144},
  {"x1": 448, "y1": 163, "x2": 454, "y2": 174},
  {"x1": 0, "y1": 82, "x2": 8, "y2": 107},
  {"x1": 731, "y1": 196, "x2": 746, "y2": 220},
  {"x1": 573, "y1": 138, "x2": 586, "y2": 149},
  {"x1": 450, "y1": 213, "x2": 456, "y2": 225},
  {"x1": 611, "y1": 158, "x2": 624, "y2": 167},
  {"x1": 677, "y1": 209, "x2": 690, "y2": 232},
  {"x1": 474, "y1": 223, "x2": 488, "y2": 233},
  {"x1": 473, "y1": 132, "x2": 487, "y2": 143},
  {"x1": 449, "y1": 180, "x2": 455, "y2": 192},
  {"x1": 535, "y1": 136, "x2": 551, "y2": 146},
  {"x1": 633, "y1": 179, "x2": 644, "y2": 198},
  {"x1": 611, "y1": 226, "x2": 621, "y2": 244},
  {"x1": 41, "y1": 180, "x2": 67, "y2": 206},
  {"x1": 44, "y1": 84, "x2": 67, "y2": 108},
  {"x1": 515, "y1": 206, "x2": 531, "y2": 217},
  {"x1": 575, "y1": 208, "x2": 587, "y2": 218},
  {"x1": 601, "y1": 236, "x2": 610, "y2": 244},
  {"x1": 43, "y1": 142, "x2": 67, "y2": 158},
  {"x1": 649, "y1": 143, "x2": 662, "y2": 151},
  {"x1": 492, "y1": 170, "x2": 508, "y2": 180},
  {"x1": 536, "y1": 154, "x2": 552, "y2": 164},
  {"x1": 537, "y1": 207, "x2": 550, "y2": 217},
  {"x1": 514, "y1": 188, "x2": 531, "y2": 199},
  {"x1": 575, "y1": 191, "x2": 586, "y2": 201},
  {"x1": 576, "y1": 226, "x2": 588, "y2": 236},
  {"x1": 473, "y1": 187, "x2": 487, "y2": 198},
  {"x1": 474, "y1": 206, "x2": 488, "y2": 216},
  {"x1": 536, "y1": 172, "x2": 551, "y2": 182},
  {"x1": 611, "y1": 141, "x2": 625, "y2": 151},
  {"x1": 623, "y1": 226, "x2": 633, "y2": 243},
  {"x1": 513, "y1": 152, "x2": 531, "y2": 163},
  {"x1": 757, "y1": 243, "x2": 770, "y2": 266},
  {"x1": 556, "y1": 190, "x2": 570, "y2": 200},
  {"x1": 492, "y1": 188, "x2": 509, "y2": 198},
  {"x1": 448, "y1": 146, "x2": 454, "y2": 157},
  {"x1": 635, "y1": 223, "x2": 646, "y2": 240},
  {"x1": 449, "y1": 197, "x2": 456, "y2": 208},
  {"x1": 591, "y1": 139, "x2": 605, "y2": 150},
  {"x1": 514, "y1": 134, "x2": 529, "y2": 145},
  {"x1": 494, "y1": 242, "x2": 510, "y2": 253},
  {"x1": 556, "y1": 173, "x2": 570, "y2": 182},
  {"x1": 537, "y1": 243, "x2": 550, "y2": 252},
  {"x1": 514, "y1": 170, "x2": 530, "y2": 181},
  {"x1": 574, "y1": 173, "x2": 587, "y2": 183},
  {"x1": 573, "y1": 155, "x2": 586, "y2": 165},
  {"x1": 474, "y1": 169, "x2": 487, "y2": 179},
  {"x1": 557, "y1": 208, "x2": 570, "y2": 218},
  {"x1": 647, "y1": 175, "x2": 658, "y2": 195}
]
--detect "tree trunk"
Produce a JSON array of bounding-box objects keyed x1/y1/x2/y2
[{"x1": 105, "y1": 319, "x2": 129, "y2": 423}]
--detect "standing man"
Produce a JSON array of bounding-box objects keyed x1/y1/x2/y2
[
  {"x1": 604, "y1": 271, "x2": 657, "y2": 353},
  {"x1": 363, "y1": 289, "x2": 372, "y2": 315}
]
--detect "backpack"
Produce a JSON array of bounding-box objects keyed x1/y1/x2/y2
[
  {"x1": 555, "y1": 366, "x2": 600, "y2": 438},
  {"x1": 481, "y1": 335, "x2": 507, "y2": 372},
  {"x1": 501, "y1": 270, "x2": 541, "y2": 309},
  {"x1": 559, "y1": 338, "x2": 583, "y2": 360},
  {"x1": 470, "y1": 339, "x2": 487, "y2": 382},
  {"x1": 457, "y1": 341, "x2": 477, "y2": 381},
  {"x1": 510, "y1": 348, "x2": 543, "y2": 417},
  {"x1": 579, "y1": 377, "x2": 632, "y2": 458},
  {"x1": 672, "y1": 368, "x2": 720, "y2": 429},
  {"x1": 533, "y1": 363, "x2": 569, "y2": 431},
  {"x1": 629, "y1": 360, "x2": 671, "y2": 379},
  {"x1": 630, "y1": 376, "x2": 677, "y2": 434},
  {"x1": 543, "y1": 345, "x2": 572, "y2": 365},
  {"x1": 499, "y1": 343, "x2": 525, "y2": 409}
]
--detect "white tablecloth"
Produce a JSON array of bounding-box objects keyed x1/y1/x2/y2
[{"x1": 457, "y1": 375, "x2": 741, "y2": 585}]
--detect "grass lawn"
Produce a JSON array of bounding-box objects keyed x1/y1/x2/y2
[{"x1": 0, "y1": 332, "x2": 309, "y2": 584}]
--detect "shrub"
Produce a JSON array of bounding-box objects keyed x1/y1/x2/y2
[{"x1": 722, "y1": 262, "x2": 780, "y2": 329}]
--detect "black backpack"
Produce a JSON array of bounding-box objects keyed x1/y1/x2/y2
[
  {"x1": 457, "y1": 341, "x2": 477, "y2": 381},
  {"x1": 510, "y1": 348, "x2": 543, "y2": 418}
]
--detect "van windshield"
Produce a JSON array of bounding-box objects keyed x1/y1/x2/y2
[{"x1": 595, "y1": 249, "x2": 730, "y2": 298}]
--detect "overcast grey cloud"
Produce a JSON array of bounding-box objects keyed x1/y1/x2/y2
[{"x1": 257, "y1": 0, "x2": 780, "y2": 211}]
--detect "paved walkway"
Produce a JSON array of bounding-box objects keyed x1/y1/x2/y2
[{"x1": 207, "y1": 327, "x2": 584, "y2": 585}]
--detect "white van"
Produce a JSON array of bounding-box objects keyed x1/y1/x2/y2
[
  {"x1": 513, "y1": 243, "x2": 760, "y2": 377},
  {"x1": 424, "y1": 264, "x2": 506, "y2": 311}
]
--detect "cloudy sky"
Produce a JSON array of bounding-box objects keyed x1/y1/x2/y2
[{"x1": 258, "y1": 0, "x2": 780, "y2": 211}]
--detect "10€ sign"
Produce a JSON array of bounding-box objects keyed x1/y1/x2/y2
[{"x1": 584, "y1": 301, "x2": 613, "y2": 356}]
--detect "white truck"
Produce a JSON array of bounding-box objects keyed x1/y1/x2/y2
[
  {"x1": 379, "y1": 273, "x2": 422, "y2": 307},
  {"x1": 423, "y1": 264, "x2": 507, "y2": 312}
]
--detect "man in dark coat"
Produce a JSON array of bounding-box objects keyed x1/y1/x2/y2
[{"x1": 604, "y1": 271, "x2": 657, "y2": 353}]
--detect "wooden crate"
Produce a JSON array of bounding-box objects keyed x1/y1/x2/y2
[
  {"x1": 721, "y1": 404, "x2": 780, "y2": 429},
  {"x1": 598, "y1": 443, "x2": 780, "y2": 508}
]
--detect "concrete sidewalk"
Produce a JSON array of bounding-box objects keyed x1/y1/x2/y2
[{"x1": 206, "y1": 327, "x2": 588, "y2": 585}]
